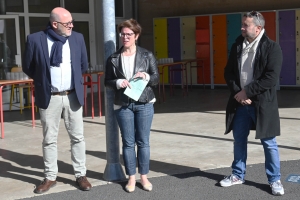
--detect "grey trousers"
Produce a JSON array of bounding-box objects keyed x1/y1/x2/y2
[{"x1": 39, "y1": 92, "x2": 86, "y2": 181}]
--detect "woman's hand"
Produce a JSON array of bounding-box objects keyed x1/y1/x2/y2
[
  {"x1": 120, "y1": 79, "x2": 131, "y2": 89},
  {"x1": 134, "y1": 72, "x2": 146, "y2": 79}
]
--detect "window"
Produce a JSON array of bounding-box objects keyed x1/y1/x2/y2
[
  {"x1": 28, "y1": 0, "x2": 60, "y2": 13},
  {"x1": 29, "y1": 17, "x2": 49, "y2": 33},
  {"x1": 115, "y1": 1, "x2": 123, "y2": 17},
  {"x1": 65, "y1": 0, "x2": 89, "y2": 13},
  {"x1": 5, "y1": 0, "x2": 24, "y2": 12}
]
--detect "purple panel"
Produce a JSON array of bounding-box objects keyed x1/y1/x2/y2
[
  {"x1": 279, "y1": 10, "x2": 295, "y2": 42},
  {"x1": 279, "y1": 10, "x2": 296, "y2": 85},
  {"x1": 280, "y1": 42, "x2": 296, "y2": 85},
  {"x1": 167, "y1": 18, "x2": 181, "y2": 84}
]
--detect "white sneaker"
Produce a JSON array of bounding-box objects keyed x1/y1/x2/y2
[
  {"x1": 270, "y1": 180, "x2": 284, "y2": 196},
  {"x1": 220, "y1": 174, "x2": 244, "y2": 187}
]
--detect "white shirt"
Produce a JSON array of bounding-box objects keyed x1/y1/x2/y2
[{"x1": 47, "y1": 36, "x2": 73, "y2": 92}]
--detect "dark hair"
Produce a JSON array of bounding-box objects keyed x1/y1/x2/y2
[
  {"x1": 117, "y1": 18, "x2": 142, "y2": 35},
  {"x1": 243, "y1": 11, "x2": 265, "y2": 28}
]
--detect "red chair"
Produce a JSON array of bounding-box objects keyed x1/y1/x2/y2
[{"x1": 83, "y1": 72, "x2": 103, "y2": 119}]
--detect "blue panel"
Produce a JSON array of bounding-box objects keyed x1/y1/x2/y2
[
  {"x1": 227, "y1": 14, "x2": 241, "y2": 56},
  {"x1": 167, "y1": 18, "x2": 181, "y2": 84}
]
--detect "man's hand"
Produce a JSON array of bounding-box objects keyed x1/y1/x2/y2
[{"x1": 234, "y1": 89, "x2": 252, "y2": 105}]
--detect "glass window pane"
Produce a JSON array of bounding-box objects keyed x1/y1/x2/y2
[
  {"x1": 0, "y1": 19, "x2": 17, "y2": 79},
  {"x1": 72, "y1": 22, "x2": 90, "y2": 62},
  {"x1": 65, "y1": 0, "x2": 89, "y2": 13},
  {"x1": 5, "y1": 0, "x2": 24, "y2": 12},
  {"x1": 29, "y1": 17, "x2": 49, "y2": 34},
  {"x1": 28, "y1": 0, "x2": 60, "y2": 13},
  {"x1": 115, "y1": 1, "x2": 124, "y2": 17},
  {"x1": 19, "y1": 17, "x2": 25, "y2": 64}
]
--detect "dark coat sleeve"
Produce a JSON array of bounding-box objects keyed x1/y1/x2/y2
[
  {"x1": 244, "y1": 42, "x2": 282, "y2": 98},
  {"x1": 224, "y1": 43, "x2": 241, "y2": 95}
]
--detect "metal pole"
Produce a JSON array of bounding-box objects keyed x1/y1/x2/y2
[{"x1": 102, "y1": 0, "x2": 126, "y2": 182}]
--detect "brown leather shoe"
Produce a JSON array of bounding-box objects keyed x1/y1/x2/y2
[
  {"x1": 34, "y1": 178, "x2": 57, "y2": 194},
  {"x1": 76, "y1": 176, "x2": 92, "y2": 191}
]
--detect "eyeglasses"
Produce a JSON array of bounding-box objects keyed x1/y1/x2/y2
[
  {"x1": 55, "y1": 20, "x2": 74, "y2": 28},
  {"x1": 119, "y1": 32, "x2": 135, "y2": 38},
  {"x1": 249, "y1": 11, "x2": 261, "y2": 26}
]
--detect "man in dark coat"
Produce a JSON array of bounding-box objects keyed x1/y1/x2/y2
[{"x1": 220, "y1": 11, "x2": 284, "y2": 196}]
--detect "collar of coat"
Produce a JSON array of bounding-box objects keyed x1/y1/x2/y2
[
  {"x1": 236, "y1": 31, "x2": 269, "y2": 58},
  {"x1": 110, "y1": 46, "x2": 149, "y2": 78}
]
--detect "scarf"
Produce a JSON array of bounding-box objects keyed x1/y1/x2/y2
[
  {"x1": 46, "y1": 22, "x2": 68, "y2": 66},
  {"x1": 240, "y1": 29, "x2": 265, "y2": 89}
]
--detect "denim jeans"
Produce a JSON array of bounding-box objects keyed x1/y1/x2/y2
[
  {"x1": 114, "y1": 102, "x2": 154, "y2": 176},
  {"x1": 232, "y1": 105, "x2": 281, "y2": 183}
]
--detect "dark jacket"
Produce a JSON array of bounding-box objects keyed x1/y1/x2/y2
[
  {"x1": 224, "y1": 32, "x2": 282, "y2": 139},
  {"x1": 105, "y1": 46, "x2": 159, "y2": 105},
  {"x1": 22, "y1": 30, "x2": 88, "y2": 109}
]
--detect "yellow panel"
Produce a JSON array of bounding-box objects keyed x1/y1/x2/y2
[
  {"x1": 154, "y1": 18, "x2": 169, "y2": 83},
  {"x1": 297, "y1": 40, "x2": 300, "y2": 84},
  {"x1": 296, "y1": 10, "x2": 300, "y2": 84},
  {"x1": 154, "y1": 18, "x2": 168, "y2": 59},
  {"x1": 181, "y1": 17, "x2": 196, "y2": 58},
  {"x1": 296, "y1": 10, "x2": 300, "y2": 41}
]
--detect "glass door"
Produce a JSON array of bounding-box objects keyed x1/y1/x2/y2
[
  {"x1": 0, "y1": 15, "x2": 21, "y2": 80},
  {"x1": 0, "y1": 15, "x2": 22, "y2": 110}
]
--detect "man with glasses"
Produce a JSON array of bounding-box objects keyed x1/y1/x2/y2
[
  {"x1": 23, "y1": 7, "x2": 91, "y2": 194},
  {"x1": 220, "y1": 11, "x2": 284, "y2": 196}
]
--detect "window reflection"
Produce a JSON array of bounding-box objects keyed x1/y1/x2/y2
[
  {"x1": 28, "y1": 0, "x2": 60, "y2": 13},
  {"x1": 5, "y1": 0, "x2": 24, "y2": 12},
  {"x1": 29, "y1": 17, "x2": 49, "y2": 34},
  {"x1": 0, "y1": 19, "x2": 17, "y2": 79},
  {"x1": 72, "y1": 21, "x2": 90, "y2": 62},
  {"x1": 65, "y1": 0, "x2": 89, "y2": 13},
  {"x1": 115, "y1": 1, "x2": 124, "y2": 17}
]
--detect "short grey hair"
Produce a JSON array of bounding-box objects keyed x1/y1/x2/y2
[
  {"x1": 244, "y1": 11, "x2": 265, "y2": 28},
  {"x1": 49, "y1": 12, "x2": 59, "y2": 23}
]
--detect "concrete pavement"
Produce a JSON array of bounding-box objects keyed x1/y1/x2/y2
[{"x1": 0, "y1": 87, "x2": 300, "y2": 199}]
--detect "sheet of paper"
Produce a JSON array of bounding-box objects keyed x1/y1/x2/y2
[{"x1": 124, "y1": 78, "x2": 148, "y2": 101}]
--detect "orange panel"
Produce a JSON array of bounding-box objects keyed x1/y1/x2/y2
[
  {"x1": 212, "y1": 15, "x2": 227, "y2": 31},
  {"x1": 196, "y1": 29, "x2": 210, "y2": 44},
  {"x1": 213, "y1": 56, "x2": 227, "y2": 84},
  {"x1": 213, "y1": 49, "x2": 227, "y2": 59},
  {"x1": 196, "y1": 16, "x2": 209, "y2": 29},
  {"x1": 213, "y1": 34, "x2": 227, "y2": 45},
  {"x1": 214, "y1": 73, "x2": 226, "y2": 84},
  {"x1": 262, "y1": 12, "x2": 276, "y2": 27},
  {"x1": 264, "y1": 26, "x2": 276, "y2": 41},
  {"x1": 261, "y1": 12, "x2": 276, "y2": 41}
]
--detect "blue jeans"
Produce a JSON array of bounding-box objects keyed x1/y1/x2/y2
[
  {"x1": 114, "y1": 102, "x2": 154, "y2": 176},
  {"x1": 232, "y1": 105, "x2": 281, "y2": 183}
]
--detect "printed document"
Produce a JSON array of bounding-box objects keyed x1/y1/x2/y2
[{"x1": 124, "y1": 78, "x2": 148, "y2": 101}]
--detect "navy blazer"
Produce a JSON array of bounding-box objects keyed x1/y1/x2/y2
[{"x1": 22, "y1": 29, "x2": 88, "y2": 109}]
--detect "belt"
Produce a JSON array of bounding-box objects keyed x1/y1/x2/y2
[
  {"x1": 51, "y1": 89, "x2": 75, "y2": 96},
  {"x1": 128, "y1": 98, "x2": 137, "y2": 103}
]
